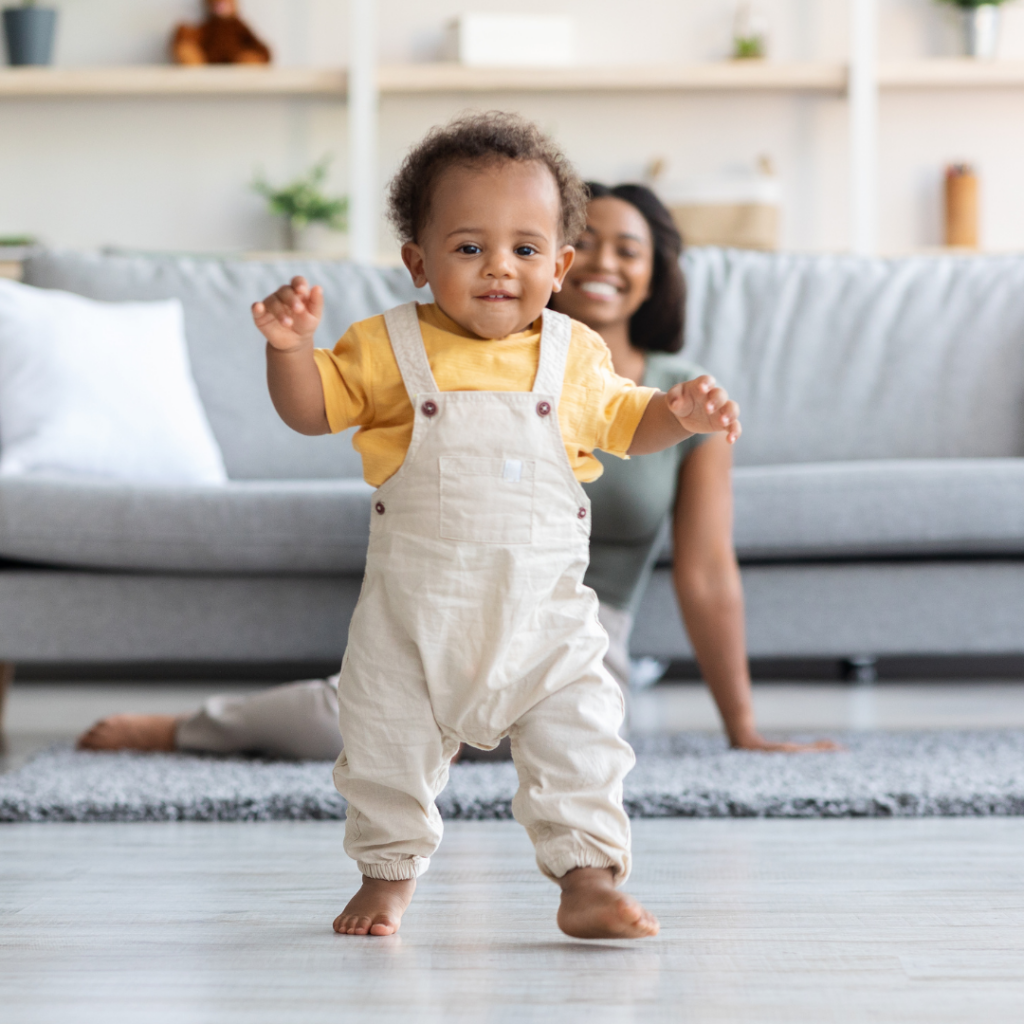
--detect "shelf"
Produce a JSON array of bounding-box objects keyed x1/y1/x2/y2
[
  {"x1": 880, "y1": 59, "x2": 1024, "y2": 88},
  {"x1": 377, "y1": 62, "x2": 848, "y2": 94},
  {"x1": 0, "y1": 62, "x2": 846, "y2": 98},
  {"x1": 4, "y1": 60, "x2": 1024, "y2": 99},
  {"x1": 0, "y1": 65, "x2": 346, "y2": 97}
]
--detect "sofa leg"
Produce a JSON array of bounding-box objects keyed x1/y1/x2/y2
[
  {"x1": 0, "y1": 662, "x2": 12, "y2": 732},
  {"x1": 842, "y1": 655, "x2": 878, "y2": 684}
]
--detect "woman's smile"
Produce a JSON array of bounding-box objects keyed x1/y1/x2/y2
[{"x1": 577, "y1": 279, "x2": 622, "y2": 300}]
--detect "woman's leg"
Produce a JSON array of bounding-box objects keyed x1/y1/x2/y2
[
  {"x1": 78, "y1": 674, "x2": 344, "y2": 760},
  {"x1": 77, "y1": 604, "x2": 637, "y2": 760},
  {"x1": 177, "y1": 674, "x2": 343, "y2": 759}
]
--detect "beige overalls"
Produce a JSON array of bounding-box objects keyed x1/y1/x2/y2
[{"x1": 332, "y1": 303, "x2": 635, "y2": 885}]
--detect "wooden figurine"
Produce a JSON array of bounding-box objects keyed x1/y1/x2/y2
[{"x1": 172, "y1": 0, "x2": 272, "y2": 66}]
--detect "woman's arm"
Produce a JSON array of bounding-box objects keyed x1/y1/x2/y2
[{"x1": 672, "y1": 435, "x2": 837, "y2": 752}]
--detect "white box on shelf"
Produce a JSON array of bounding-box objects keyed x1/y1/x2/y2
[{"x1": 445, "y1": 13, "x2": 576, "y2": 68}]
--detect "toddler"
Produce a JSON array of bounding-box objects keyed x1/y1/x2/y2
[{"x1": 252, "y1": 113, "x2": 740, "y2": 940}]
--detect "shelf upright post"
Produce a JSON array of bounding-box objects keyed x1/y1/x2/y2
[
  {"x1": 848, "y1": 0, "x2": 879, "y2": 256},
  {"x1": 348, "y1": 0, "x2": 379, "y2": 263}
]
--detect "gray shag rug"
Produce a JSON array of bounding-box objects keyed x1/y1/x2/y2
[{"x1": 2, "y1": 731, "x2": 1023, "y2": 823}]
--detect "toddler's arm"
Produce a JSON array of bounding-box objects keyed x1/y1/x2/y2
[
  {"x1": 628, "y1": 376, "x2": 741, "y2": 455},
  {"x1": 252, "y1": 276, "x2": 331, "y2": 436}
]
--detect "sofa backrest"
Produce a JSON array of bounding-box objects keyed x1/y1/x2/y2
[
  {"x1": 22, "y1": 250, "x2": 428, "y2": 480},
  {"x1": 683, "y1": 248, "x2": 1024, "y2": 466},
  {"x1": 24, "y1": 247, "x2": 1024, "y2": 478}
]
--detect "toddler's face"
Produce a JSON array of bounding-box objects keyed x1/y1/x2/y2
[{"x1": 401, "y1": 160, "x2": 575, "y2": 340}]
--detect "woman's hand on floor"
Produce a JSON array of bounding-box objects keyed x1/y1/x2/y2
[{"x1": 730, "y1": 733, "x2": 842, "y2": 753}]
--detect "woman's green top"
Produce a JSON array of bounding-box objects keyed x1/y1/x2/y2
[{"x1": 583, "y1": 351, "x2": 708, "y2": 613}]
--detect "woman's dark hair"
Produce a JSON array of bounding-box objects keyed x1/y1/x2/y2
[
  {"x1": 387, "y1": 111, "x2": 588, "y2": 245},
  {"x1": 583, "y1": 182, "x2": 686, "y2": 354}
]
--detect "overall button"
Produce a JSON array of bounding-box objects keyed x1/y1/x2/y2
[
  {"x1": 536, "y1": 401, "x2": 551, "y2": 417},
  {"x1": 577, "y1": 507, "x2": 587, "y2": 519},
  {"x1": 375, "y1": 502, "x2": 386, "y2": 515},
  {"x1": 421, "y1": 400, "x2": 438, "y2": 417}
]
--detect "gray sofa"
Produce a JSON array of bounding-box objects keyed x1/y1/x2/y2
[{"x1": 3, "y1": 247, "x2": 1024, "y2": 679}]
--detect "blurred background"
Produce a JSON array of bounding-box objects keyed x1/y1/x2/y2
[{"x1": 2, "y1": 0, "x2": 1024, "y2": 258}]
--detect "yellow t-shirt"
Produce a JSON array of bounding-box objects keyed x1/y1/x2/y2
[{"x1": 313, "y1": 303, "x2": 656, "y2": 487}]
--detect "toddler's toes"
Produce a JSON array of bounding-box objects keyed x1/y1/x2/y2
[
  {"x1": 611, "y1": 894, "x2": 660, "y2": 938},
  {"x1": 334, "y1": 914, "x2": 364, "y2": 935},
  {"x1": 334, "y1": 912, "x2": 399, "y2": 936},
  {"x1": 626, "y1": 901, "x2": 660, "y2": 938},
  {"x1": 333, "y1": 877, "x2": 414, "y2": 936}
]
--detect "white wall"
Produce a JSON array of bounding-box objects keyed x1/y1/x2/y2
[{"x1": 2, "y1": 0, "x2": 1024, "y2": 255}]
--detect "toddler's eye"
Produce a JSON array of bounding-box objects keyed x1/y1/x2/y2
[
  {"x1": 457, "y1": 244, "x2": 482, "y2": 255},
  {"x1": 514, "y1": 246, "x2": 537, "y2": 257}
]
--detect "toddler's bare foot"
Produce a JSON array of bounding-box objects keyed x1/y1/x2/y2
[
  {"x1": 333, "y1": 876, "x2": 416, "y2": 936},
  {"x1": 557, "y1": 867, "x2": 659, "y2": 940},
  {"x1": 76, "y1": 714, "x2": 179, "y2": 752}
]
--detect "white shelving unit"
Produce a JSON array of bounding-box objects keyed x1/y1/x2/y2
[
  {"x1": 341, "y1": 0, "x2": 880, "y2": 261},
  {"x1": 849, "y1": 0, "x2": 878, "y2": 256},
  {"x1": 5, "y1": 0, "x2": 1024, "y2": 258},
  {"x1": 8, "y1": 57, "x2": 1024, "y2": 99},
  {"x1": 0, "y1": 65, "x2": 347, "y2": 96}
]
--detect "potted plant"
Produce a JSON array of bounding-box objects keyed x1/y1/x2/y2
[
  {"x1": 252, "y1": 158, "x2": 348, "y2": 253},
  {"x1": 732, "y1": 3, "x2": 767, "y2": 60},
  {"x1": 936, "y1": 0, "x2": 1015, "y2": 59},
  {"x1": 2, "y1": 1, "x2": 58, "y2": 66}
]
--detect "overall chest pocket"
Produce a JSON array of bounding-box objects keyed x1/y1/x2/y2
[{"x1": 439, "y1": 456, "x2": 537, "y2": 544}]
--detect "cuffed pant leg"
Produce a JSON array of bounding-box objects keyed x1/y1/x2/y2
[
  {"x1": 175, "y1": 674, "x2": 343, "y2": 760},
  {"x1": 333, "y1": 625, "x2": 457, "y2": 882},
  {"x1": 509, "y1": 669, "x2": 635, "y2": 886}
]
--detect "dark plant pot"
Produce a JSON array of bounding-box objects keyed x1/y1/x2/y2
[{"x1": 3, "y1": 7, "x2": 57, "y2": 66}]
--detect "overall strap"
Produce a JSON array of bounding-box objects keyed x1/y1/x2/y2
[
  {"x1": 383, "y1": 302, "x2": 438, "y2": 400},
  {"x1": 532, "y1": 308, "x2": 573, "y2": 400}
]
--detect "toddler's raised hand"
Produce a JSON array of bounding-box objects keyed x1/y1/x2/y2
[
  {"x1": 666, "y1": 375, "x2": 742, "y2": 444},
  {"x1": 252, "y1": 276, "x2": 324, "y2": 352}
]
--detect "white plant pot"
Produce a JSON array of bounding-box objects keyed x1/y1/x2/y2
[
  {"x1": 963, "y1": 5, "x2": 1002, "y2": 60},
  {"x1": 285, "y1": 221, "x2": 347, "y2": 256}
]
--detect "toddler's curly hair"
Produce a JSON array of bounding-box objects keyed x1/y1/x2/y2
[{"x1": 386, "y1": 111, "x2": 588, "y2": 245}]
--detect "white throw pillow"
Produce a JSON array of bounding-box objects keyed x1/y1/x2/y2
[{"x1": 0, "y1": 279, "x2": 227, "y2": 485}]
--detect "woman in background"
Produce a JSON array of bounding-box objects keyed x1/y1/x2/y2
[{"x1": 79, "y1": 184, "x2": 833, "y2": 757}]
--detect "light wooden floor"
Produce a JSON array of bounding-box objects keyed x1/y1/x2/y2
[
  {"x1": 3, "y1": 818, "x2": 1024, "y2": 1023},
  {"x1": 3, "y1": 680, "x2": 1024, "y2": 1022}
]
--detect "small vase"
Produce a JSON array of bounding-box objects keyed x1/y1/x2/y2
[
  {"x1": 963, "y1": 4, "x2": 1002, "y2": 60},
  {"x1": 2, "y1": 7, "x2": 58, "y2": 66},
  {"x1": 285, "y1": 220, "x2": 347, "y2": 255}
]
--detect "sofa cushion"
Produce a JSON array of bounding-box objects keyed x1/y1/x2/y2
[
  {"x1": 683, "y1": 249, "x2": 1024, "y2": 467},
  {"x1": 0, "y1": 475, "x2": 373, "y2": 573},
  {"x1": 727, "y1": 458, "x2": 1024, "y2": 561},
  {"x1": 21, "y1": 250, "x2": 429, "y2": 481},
  {"x1": 0, "y1": 282, "x2": 227, "y2": 486}
]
